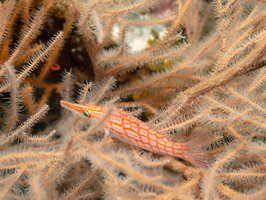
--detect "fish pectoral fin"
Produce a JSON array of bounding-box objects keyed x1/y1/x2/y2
[{"x1": 104, "y1": 127, "x2": 111, "y2": 137}]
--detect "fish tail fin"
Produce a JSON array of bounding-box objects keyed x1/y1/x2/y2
[{"x1": 182, "y1": 135, "x2": 210, "y2": 168}]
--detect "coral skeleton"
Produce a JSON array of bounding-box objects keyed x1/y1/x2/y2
[{"x1": 0, "y1": 0, "x2": 265, "y2": 199}]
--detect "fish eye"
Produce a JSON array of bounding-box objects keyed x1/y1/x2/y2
[{"x1": 83, "y1": 111, "x2": 90, "y2": 117}]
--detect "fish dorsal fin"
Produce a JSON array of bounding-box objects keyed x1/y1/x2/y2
[
  {"x1": 146, "y1": 122, "x2": 176, "y2": 141},
  {"x1": 158, "y1": 132, "x2": 175, "y2": 141},
  {"x1": 122, "y1": 107, "x2": 143, "y2": 118}
]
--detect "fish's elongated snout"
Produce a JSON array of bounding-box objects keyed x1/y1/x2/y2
[{"x1": 60, "y1": 100, "x2": 87, "y2": 114}]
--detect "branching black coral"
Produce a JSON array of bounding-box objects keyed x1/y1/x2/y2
[{"x1": 0, "y1": 0, "x2": 265, "y2": 199}]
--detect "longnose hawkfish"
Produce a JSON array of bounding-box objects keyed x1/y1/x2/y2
[{"x1": 60, "y1": 100, "x2": 209, "y2": 168}]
